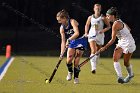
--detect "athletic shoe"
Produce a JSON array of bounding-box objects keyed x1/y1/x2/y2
[
  {"x1": 124, "y1": 74, "x2": 134, "y2": 83},
  {"x1": 74, "y1": 78, "x2": 79, "y2": 84},
  {"x1": 66, "y1": 72, "x2": 73, "y2": 81},
  {"x1": 117, "y1": 77, "x2": 124, "y2": 84},
  {"x1": 91, "y1": 70, "x2": 96, "y2": 74}
]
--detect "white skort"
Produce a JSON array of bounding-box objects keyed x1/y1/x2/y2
[
  {"x1": 116, "y1": 40, "x2": 136, "y2": 54},
  {"x1": 88, "y1": 33, "x2": 104, "y2": 45}
]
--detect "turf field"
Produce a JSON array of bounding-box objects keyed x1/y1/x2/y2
[{"x1": 0, "y1": 56, "x2": 140, "y2": 93}]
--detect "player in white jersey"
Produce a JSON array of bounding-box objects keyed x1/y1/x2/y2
[
  {"x1": 84, "y1": 4, "x2": 111, "y2": 74},
  {"x1": 100, "y1": 7, "x2": 136, "y2": 84}
]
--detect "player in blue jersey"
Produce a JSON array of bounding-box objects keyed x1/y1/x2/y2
[{"x1": 56, "y1": 9, "x2": 87, "y2": 84}]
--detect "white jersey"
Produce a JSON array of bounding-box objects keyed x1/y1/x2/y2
[
  {"x1": 116, "y1": 19, "x2": 135, "y2": 43},
  {"x1": 88, "y1": 14, "x2": 105, "y2": 45},
  {"x1": 88, "y1": 14, "x2": 104, "y2": 36},
  {"x1": 115, "y1": 19, "x2": 136, "y2": 53}
]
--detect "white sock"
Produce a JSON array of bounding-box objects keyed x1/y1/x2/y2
[
  {"x1": 114, "y1": 62, "x2": 122, "y2": 77},
  {"x1": 126, "y1": 64, "x2": 133, "y2": 76},
  {"x1": 96, "y1": 54, "x2": 100, "y2": 64},
  {"x1": 90, "y1": 54, "x2": 98, "y2": 71}
]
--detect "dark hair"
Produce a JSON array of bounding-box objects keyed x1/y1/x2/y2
[
  {"x1": 106, "y1": 7, "x2": 120, "y2": 18},
  {"x1": 56, "y1": 9, "x2": 69, "y2": 19}
]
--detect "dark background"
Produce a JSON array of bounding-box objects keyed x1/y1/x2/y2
[{"x1": 0, "y1": 0, "x2": 139, "y2": 57}]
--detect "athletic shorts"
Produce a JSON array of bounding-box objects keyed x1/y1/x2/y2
[
  {"x1": 116, "y1": 40, "x2": 136, "y2": 54},
  {"x1": 88, "y1": 33, "x2": 104, "y2": 45},
  {"x1": 69, "y1": 36, "x2": 88, "y2": 51}
]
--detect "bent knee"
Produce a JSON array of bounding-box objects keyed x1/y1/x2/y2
[
  {"x1": 124, "y1": 61, "x2": 130, "y2": 67},
  {"x1": 75, "y1": 53, "x2": 82, "y2": 57},
  {"x1": 113, "y1": 57, "x2": 119, "y2": 62},
  {"x1": 67, "y1": 55, "x2": 73, "y2": 61}
]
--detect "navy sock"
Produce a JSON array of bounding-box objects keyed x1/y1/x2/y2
[
  {"x1": 66, "y1": 63, "x2": 73, "y2": 72},
  {"x1": 74, "y1": 67, "x2": 81, "y2": 78}
]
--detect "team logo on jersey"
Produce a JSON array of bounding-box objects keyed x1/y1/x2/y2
[
  {"x1": 93, "y1": 23, "x2": 99, "y2": 30},
  {"x1": 66, "y1": 29, "x2": 74, "y2": 35}
]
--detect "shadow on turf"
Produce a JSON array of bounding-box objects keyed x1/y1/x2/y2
[{"x1": 17, "y1": 56, "x2": 68, "y2": 86}]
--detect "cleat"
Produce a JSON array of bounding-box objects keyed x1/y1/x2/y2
[
  {"x1": 91, "y1": 70, "x2": 96, "y2": 74},
  {"x1": 66, "y1": 72, "x2": 73, "y2": 81},
  {"x1": 74, "y1": 78, "x2": 79, "y2": 84},
  {"x1": 124, "y1": 74, "x2": 134, "y2": 83},
  {"x1": 117, "y1": 77, "x2": 124, "y2": 84}
]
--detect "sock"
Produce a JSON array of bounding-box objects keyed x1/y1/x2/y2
[
  {"x1": 114, "y1": 62, "x2": 123, "y2": 77},
  {"x1": 66, "y1": 63, "x2": 73, "y2": 73},
  {"x1": 126, "y1": 64, "x2": 133, "y2": 76},
  {"x1": 96, "y1": 54, "x2": 100, "y2": 64},
  {"x1": 74, "y1": 67, "x2": 80, "y2": 78},
  {"x1": 90, "y1": 54, "x2": 98, "y2": 71}
]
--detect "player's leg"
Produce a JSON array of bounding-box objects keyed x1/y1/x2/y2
[
  {"x1": 89, "y1": 41, "x2": 98, "y2": 73},
  {"x1": 66, "y1": 48, "x2": 75, "y2": 81},
  {"x1": 123, "y1": 53, "x2": 134, "y2": 83},
  {"x1": 73, "y1": 49, "x2": 84, "y2": 84},
  {"x1": 96, "y1": 44, "x2": 102, "y2": 64},
  {"x1": 96, "y1": 34, "x2": 104, "y2": 64},
  {"x1": 113, "y1": 47, "x2": 124, "y2": 83}
]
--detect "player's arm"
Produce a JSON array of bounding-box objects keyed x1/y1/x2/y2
[
  {"x1": 100, "y1": 16, "x2": 111, "y2": 33},
  {"x1": 60, "y1": 26, "x2": 66, "y2": 56},
  {"x1": 85, "y1": 16, "x2": 91, "y2": 36},
  {"x1": 68, "y1": 19, "x2": 79, "y2": 40},
  {"x1": 100, "y1": 21, "x2": 122, "y2": 51}
]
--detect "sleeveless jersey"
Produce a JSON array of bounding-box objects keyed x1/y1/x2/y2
[
  {"x1": 61, "y1": 19, "x2": 82, "y2": 39},
  {"x1": 88, "y1": 14, "x2": 104, "y2": 36},
  {"x1": 115, "y1": 19, "x2": 135, "y2": 44}
]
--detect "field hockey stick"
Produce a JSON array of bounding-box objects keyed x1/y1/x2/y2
[
  {"x1": 78, "y1": 50, "x2": 101, "y2": 67},
  {"x1": 45, "y1": 48, "x2": 67, "y2": 83}
]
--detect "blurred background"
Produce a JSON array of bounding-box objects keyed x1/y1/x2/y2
[{"x1": 0, "y1": 0, "x2": 139, "y2": 57}]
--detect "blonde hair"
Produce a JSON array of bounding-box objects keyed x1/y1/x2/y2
[
  {"x1": 94, "y1": 4, "x2": 101, "y2": 7},
  {"x1": 56, "y1": 9, "x2": 69, "y2": 19}
]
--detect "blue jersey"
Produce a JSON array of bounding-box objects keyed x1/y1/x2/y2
[
  {"x1": 61, "y1": 19, "x2": 74, "y2": 39},
  {"x1": 61, "y1": 19, "x2": 87, "y2": 50}
]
